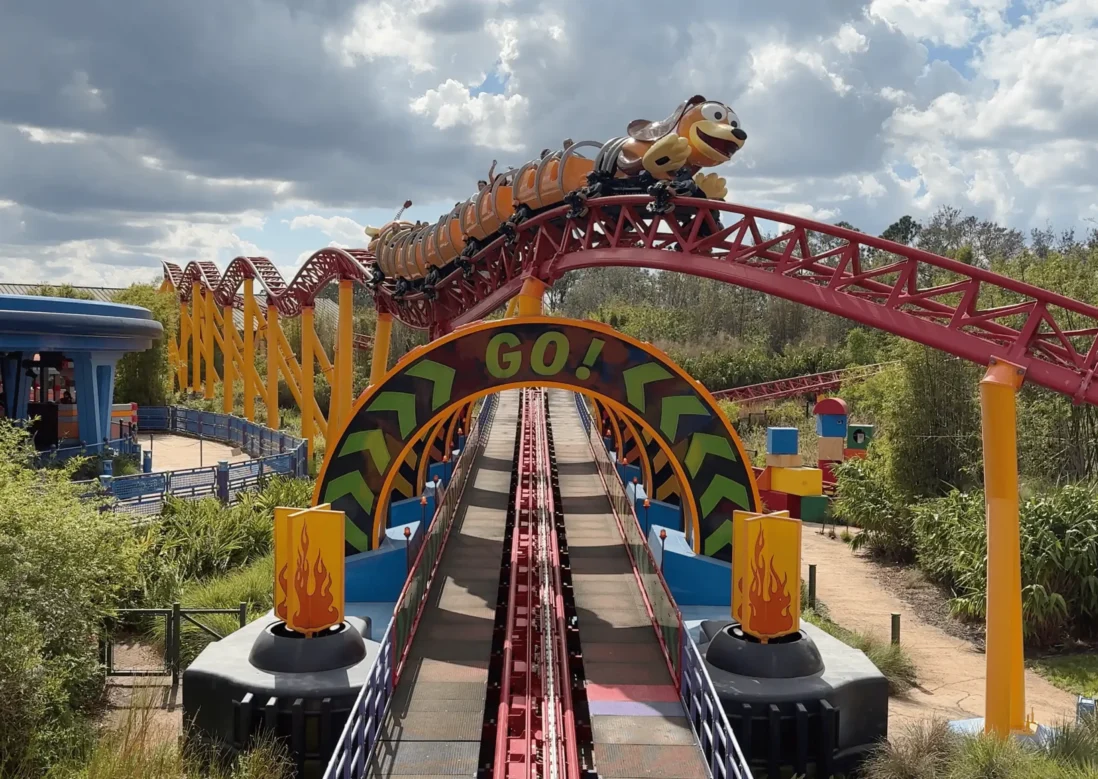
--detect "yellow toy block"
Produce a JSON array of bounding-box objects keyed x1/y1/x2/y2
[
  {"x1": 766, "y1": 453, "x2": 800, "y2": 468},
  {"x1": 817, "y1": 437, "x2": 845, "y2": 462},
  {"x1": 769, "y1": 466, "x2": 824, "y2": 496}
]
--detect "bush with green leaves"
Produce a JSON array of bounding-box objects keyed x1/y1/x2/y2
[
  {"x1": 831, "y1": 455, "x2": 915, "y2": 561},
  {"x1": 912, "y1": 484, "x2": 1098, "y2": 646},
  {"x1": 111, "y1": 284, "x2": 179, "y2": 407},
  {"x1": 0, "y1": 421, "x2": 141, "y2": 776}
]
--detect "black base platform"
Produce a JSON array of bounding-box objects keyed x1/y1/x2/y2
[
  {"x1": 698, "y1": 619, "x2": 889, "y2": 778},
  {"x1": 183, "y1": 613, "x2": 375, "y2": 779}
]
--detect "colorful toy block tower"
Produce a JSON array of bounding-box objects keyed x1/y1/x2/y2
[
  {"x1": 813, "y1": 397, "x2": 849, "y2": 484},
  {"x1": 760, "y1": 426, "x2": 827, "y2": 521}
]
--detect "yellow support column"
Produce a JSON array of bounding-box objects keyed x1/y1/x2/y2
[
  {"x1": 204, "y1": 288, "x2": 216, "y2": 400},
  {"x1": 178, "y1": 302, "x2": 190, "y2": 390},
  {"x1": 267, "y1": 306, "x2": 280, "y2": 429},
  {"x1": 243, "y1": 280, "x2": 255, "y2": 422},
  {"x1": 980, "y1": 357, "x2": 1027, "y2": 736},
  {"x1": 302, "y1": 305, "x2": 316, "y2": 466},
  {"x1": 369, "y1": 312, "x2": 393, "y2": 388},
  {"x1": 222, "y1": 304, "x2": 236, "y2": 414},
  {"x1": 334, "y1": 279, "x2": 354, "y2": 435},
  {"x1": 191, "y1": 283, "x2": 202, "y2": 394},
  {"x1": 504, "y1": 296, "x2": 520, "y2": 318},
  {"x1": 516, "y1": 277, "x2": 546, "y2": 316}
]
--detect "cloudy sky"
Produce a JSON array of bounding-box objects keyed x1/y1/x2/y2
[{"x1": 1, "y1": 0, "x2": 1096, "y2": 288}]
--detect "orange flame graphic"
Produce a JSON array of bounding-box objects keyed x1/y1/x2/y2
[
  {"x1": 748, "y1": 527, "x2": 793, "y2": 636},
  {"x1": 292, "y1": 522, "x2": 339, "y2": 633}
]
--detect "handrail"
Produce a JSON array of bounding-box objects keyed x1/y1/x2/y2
[{"x1": 322, "y1": 393, "x2": 497, "y2": 779}]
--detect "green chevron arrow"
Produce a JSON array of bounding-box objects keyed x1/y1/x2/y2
[
  {"x1": 660, "y1": 395, "x2": 709, "y2": 441},
  {"x1": 324, "y1": 471, "x2": 375, "y2": 515},
  {"x1": 684, "y1": 432, "x2": 738, "y2": 477},
  {"x1": 344, "y1": 518, "x2": 373, "y2": 552},
  {"x1": 407, "y1": 359, "x2": 456, "y2": 410},
  {"x1": 698, "y1": 473, "x2": 751, "y2": 516},
  {"x1": 367, "y1": 391, "x2": 417, "y2": 438},
  {"x1": 623, "y1": 363, "x2": 672, "y2": 413},
  {"x1": 704, "y1": 519, "x2": 733, "y2": 557},
  {"x1": 338, "y1": 428, "x2": 392, "y2": 471}
]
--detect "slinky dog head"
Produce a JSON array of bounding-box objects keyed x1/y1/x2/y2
[{"x1": 628, "y1": 95, "x2": 747, "y2": 167}]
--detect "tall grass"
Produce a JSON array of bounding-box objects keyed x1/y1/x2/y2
[
  {"x1": 801, "y1": 605, "x2": 918, "y2": 696},
  {"x1": 149, "y1": 556, "x2": 274, "y2": 666},
  {"x1": 862, "y1": 716, "x2": 1098, "y2": 779},
  {"x1": 45, "y1": 692, "x2": 293, "y2": 779}
]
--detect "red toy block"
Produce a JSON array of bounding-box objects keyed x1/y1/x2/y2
[
  {"x1": 757, "y1": 466, "x2": 772, "y2": 491},
  {"x1": 818, "y1": 460, "x2": 840, "y2": 482},
  {"x1": 760, "y1": 489, "x2": 800, "y2": 517},
  {"x1": 844, "y1": 448, "x2": 867, "y2": 460}
]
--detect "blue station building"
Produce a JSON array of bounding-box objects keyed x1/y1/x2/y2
[{"x1": 0, "y1": 295, "x2": 163, "y2": 451}]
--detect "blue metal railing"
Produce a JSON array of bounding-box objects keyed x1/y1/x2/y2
[
  {"x1": 84, "y1": 406, "x2": 310, "y2": 515},
  {"x1": 574, "y1": 392, "x2": 753, "y2": 779},
  {"x1": 322, "y1": 395, "x2": 497, "y2": 779}
]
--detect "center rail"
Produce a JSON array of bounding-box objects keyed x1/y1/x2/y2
[{"x1": 493, "y1": 389, "x2": 580, "y2": 779}]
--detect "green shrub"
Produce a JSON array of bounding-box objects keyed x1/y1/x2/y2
[
  {"x1": 863, "y1": 716, "x2": 1098, "y2": 779},
  {"x1": 111, "y1": 285, "x2": 178, "y2": 407},
  {"x1": 0, "y1": 421, "x2": 140, "y2": 776},
  {"x1": 912, "y1": 484, "x2": 1098, "y2": 646},
  {"x1": 831, "y1": 455, "x2": 915, "y2": 561},
  {"x1": 150, "y1": 555, "x2": 274, "y2": 667}
]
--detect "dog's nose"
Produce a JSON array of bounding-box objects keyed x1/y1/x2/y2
[{"x1": 733, "y1": 128, "x2": 747, "y2": 141}]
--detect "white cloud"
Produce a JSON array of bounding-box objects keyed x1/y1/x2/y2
[
  {"x1": 832, "y1": 23, "x2": 869, "y2": 54},
  {"x1": 289, "y1": 214, "x2": 369, "y2": 244},
  {"x1": 868, "y1": 0, "x2": 1009, "y2": 47},
  {"x1": 327, "y1": 0, "x2": 438, "y2": 72},
  {"x1": 410, "y1": 79, "x2": 529, "y2": 151}
]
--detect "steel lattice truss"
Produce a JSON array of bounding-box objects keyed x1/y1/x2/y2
[
  {"x1": 163, "y1": 195, "x2": 1098, "y2": 405},
  {"x1": 713, "y1": 363, "x2": 893, "y2": 404}
]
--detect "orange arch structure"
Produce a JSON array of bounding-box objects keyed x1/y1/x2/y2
[{"x1": 315, "y1": 316, "x2": 759, "y2": 561}]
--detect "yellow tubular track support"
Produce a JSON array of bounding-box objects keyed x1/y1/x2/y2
[
  {"x1": 191, "y1": 283, "x2": 202, "y2": 394},
  {"x1": 980, "y1": 357, "x2": 1027, "y2": 736},
  {"x1": 302, "y1": 306, "x2": 315, "y2": 465},
  {"x1": 504, "y1": 296, "x2": 520, "y2": 318},
  {"x1": 334, "y1": 279, "x2": 354, "y2": 437},
  {"x1": 221, "y1": 305, "x2": 237, "y2": 414},
  {"x1": 516, "y1": 277, "x2": 546, "y2": 316},
  {"x1": 178, "y1": 302, "x2": 190, "y2": 390},
  {"x1": 267, "y1": 307, "x2": 279, "y2": 429},
  {"x1": 243, "y1": 280, "x2": 255, "y2": 421},
  {"x1": 204, "y1": 288, "x2": 217, "y2": 399},
  {"x1": 272, "y1": 313, "x2": 327, "y2": 439},
  {"x1": 369, "y1": 312, "x2": 393, "y2": 389}
]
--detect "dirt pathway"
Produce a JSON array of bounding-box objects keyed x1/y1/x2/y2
[{"x1": 799, "y1": 527, "x2": 1076, "y2": 730}]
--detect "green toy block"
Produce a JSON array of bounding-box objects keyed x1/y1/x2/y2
[
  {"x1": 799, "y1": 494, "x2": 830, "y2": 522},
  {"x1": 846, "y1": 424, "x2": 875, "y2": 450}
]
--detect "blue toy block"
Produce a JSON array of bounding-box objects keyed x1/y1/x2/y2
[
  {"x1": 816, "y1": 414, "x2": 848, "y2": 438},
  {"x1": 766, "y1": 427, "x2": 799, "y2": 456}
]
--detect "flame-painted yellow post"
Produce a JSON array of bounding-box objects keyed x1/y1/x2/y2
[
  {"x1": 302, "y1": 305, "x2": 315, "y2": 465},
  {"x1": 274, "y1": 503, "x2": 345, "y2": 638},
  {"x1": 369, "y1": 312, "x2": 393, "y2": 389},
  {"x1": 732, "y1": 510, "x2": 800, "y2": 642},
  {"x1": 334, "y1": 279, "x2": 354, "y2": 436},
  {"x1": 204, "y1": 287, "x2": 216, "y2": 400},
  {"x1": 267, "y1": 306, "x2": 279, "y2": 429},
  {"x1": 516, "y1": 277, "x2": 546, "y2": 316},
  {"x1": 243, "y1": 279, "x2": 255, "y2": 422},
  {"x1": 178, "y1": 301, "x2": 190, "y2": 390},
  {"x1": 222, "y1": 304, "x2": 236, "y2": 414},
  {"x1": 981, "y1": 357, "x2": 1027, "y2": 736},
  {"x1": 191, "y1": 283, "x2": 202, "y2": 394}
]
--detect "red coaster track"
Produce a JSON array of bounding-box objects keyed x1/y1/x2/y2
[
  {"x1": 713, "y1": 363, "x2": 893, "y2": 404},
  {"x1": 164, "y1": 194, "x2": 1098, "y2": 406}
]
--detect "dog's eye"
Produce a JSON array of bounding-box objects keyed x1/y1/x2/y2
[{"x1": 701, "y1": 103, "x2": 726, "y2": 122}]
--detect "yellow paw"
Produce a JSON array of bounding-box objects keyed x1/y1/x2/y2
[
  {"x1": 643, "y1": 134, "x2": 691, "y2": 178},
  {"x1": 693, "y1": 172, "x2": 728, "y2": 200}
]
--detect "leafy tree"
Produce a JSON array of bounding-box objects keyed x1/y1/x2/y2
[
  {"x1": 111, "y1": 284, "x2": 178, "y2": 406},
  {"x1": 880, "y1": 215, "x2": 921, "y2": 246},
  {"x1": 30, "y1": 284, "x2": 94, "y2": 300}
]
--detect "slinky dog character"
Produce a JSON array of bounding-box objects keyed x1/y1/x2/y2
[
  {"x1": 614, "y1": 94, "x2": 747, "y2": 200},
  {"x1": 364, "y1": 96, "x2": 747, "y2": 284}
]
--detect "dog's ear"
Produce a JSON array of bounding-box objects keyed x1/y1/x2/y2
[
  {"x1": 364, "y1": 226, "x2": 381, "y2": 238},
  {"x1": 627, "y1": 96, "x2": 705, "y2": 141}
]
